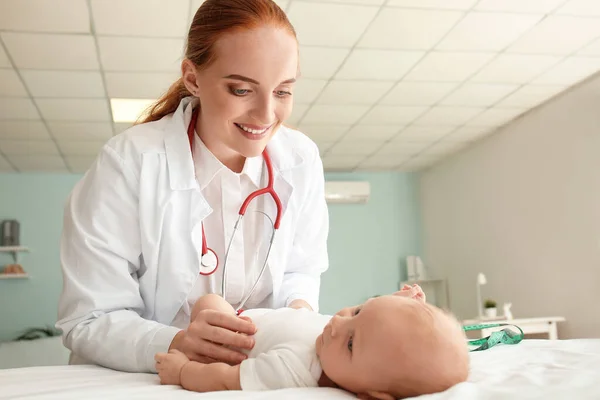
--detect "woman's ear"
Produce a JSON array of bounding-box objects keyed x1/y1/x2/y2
[
  {"x1": 357, "y1": 391, "x2": 395, "y2": 400},
  {"x1": 181, "y1": 59, "x2": 200, "y2": 96}
]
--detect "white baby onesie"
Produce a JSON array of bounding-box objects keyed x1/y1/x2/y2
[{"x1": 238, "y1": 307, "x2": 332, "y2": 390}]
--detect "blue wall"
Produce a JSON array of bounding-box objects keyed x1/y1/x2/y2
[{"x1": 0, "y1": 171, "x2": 421, "y2": 341}]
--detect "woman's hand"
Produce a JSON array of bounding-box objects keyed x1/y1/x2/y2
[{"x1": 169, "y1": 309, "x2": 256, "y2": 365}]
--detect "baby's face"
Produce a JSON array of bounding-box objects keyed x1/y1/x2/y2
[
  {"x1": 314, "y1": 295, "x2": 412, "y2": 395},
  {"x1": 315, "y1": 295, "x2": 461, "y2": 398}
]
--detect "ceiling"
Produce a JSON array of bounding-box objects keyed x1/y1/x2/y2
[{"x1": 1, "y1": 0, "x2": 600, "y2": 173}]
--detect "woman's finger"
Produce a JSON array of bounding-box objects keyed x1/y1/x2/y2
[
  {"x1": 195, "y1": 340, "x2": 248, "y2": 365},
  {"x1": 205, "y1": 310, "x2": 257, "y2": 335},
  {"x1": 203, "y1": 324, "x2": 255, "y2": 350}
]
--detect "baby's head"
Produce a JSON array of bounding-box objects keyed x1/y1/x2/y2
[{"x1": 315, "y1": 294, "x2": 469, "y2": 399}]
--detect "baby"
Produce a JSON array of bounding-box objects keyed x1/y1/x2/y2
[{"x1": 155, "y1": 285, "x2": 469, "y2": 399}]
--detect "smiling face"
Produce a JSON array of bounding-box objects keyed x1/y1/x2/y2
[
  {"x1": 181, "y1": 25, "x2": 298, "y2": 171},
  {"x1": 315, "y1": 295, "x2": 470, "y2": 399}
]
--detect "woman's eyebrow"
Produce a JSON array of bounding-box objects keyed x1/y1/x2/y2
[{"x1": 223, "y1": 74, "x2": 296, "y2": 85}]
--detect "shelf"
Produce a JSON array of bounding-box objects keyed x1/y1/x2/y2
[
  {"x1": 0, "y1": 246, "x2": 29, "y2": 253},
  {"x1": 0, "y1": 273, "x2": 29, "y2": 280}
]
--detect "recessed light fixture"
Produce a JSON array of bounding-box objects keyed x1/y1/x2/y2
[{"x1": 110, "y1": 98, "x2": 156, "y2": 123}]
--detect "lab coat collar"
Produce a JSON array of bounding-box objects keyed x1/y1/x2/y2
[{"x1": 164, "y1": 96, "x2": 303, "y2": 191}]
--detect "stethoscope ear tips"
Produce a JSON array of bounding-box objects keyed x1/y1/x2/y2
[{"x1": 199, "y1": 248, "x2": 218, "y2": 276}]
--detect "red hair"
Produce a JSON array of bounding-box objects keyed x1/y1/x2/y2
[{"x1": 137, "y1": 0, "x2": 296, "y2": 124}]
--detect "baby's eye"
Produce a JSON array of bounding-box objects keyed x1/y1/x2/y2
[
  {"x1": 348, "y1": 337, "x2": 353, "y2": 352},
  {"x1": 353, "y1": 308, "x2": 361, "y2": 316}
]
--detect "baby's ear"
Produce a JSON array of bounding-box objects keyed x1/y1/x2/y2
[{"x1": 357, "y1": 391, "x2": 395, "y2": 400}]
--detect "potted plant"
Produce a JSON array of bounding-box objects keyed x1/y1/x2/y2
[{"x1": 484, "y1": 299, "x2": 497, "y2": 318}]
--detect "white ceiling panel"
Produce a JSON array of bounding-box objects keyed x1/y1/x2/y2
[
  {"x1": 506, "y1": 16, "x2": 600, "y2": 55},
  {"x1": 398, "y1": 156, "x2": 439, "y2": 171},
  {"x1": 336, "y1": 49, "x2": 424, "y2": 80},
  {"x1": 344, "y1": 125, "x2": 400, "y2": 140},
  {"x1": 497, "y1": 85, "x2": 566, "y2": 108},
  {"x1": 440, "y1": 83, "x2": 519, "y2": 106},
  {"x1": 300, "y1": 104, "x2": 370, "y2": 125},
  {"x1": 396, "y1": 125, "x2": 456, "y2": 141},
  {"x1": 91, "y1": 0, "x2": 189, "y2": 38},
  {"x1": 1, "y1": 0, "x2": 598, "y2": 173},
  {"x1": 374, "y1": 140, "x2": 431, "y2": 155},
  {"x1": 317, "y1": 80, "x2": 394, "y2": 105},
  {"x1": 299, "y1": 46, "x2": 349, "y2": 80},
  {"x1": 0, "y1": 121, "x2": 49, "y2": 139},
  {"x1": 471, "y1": 54, "x2": 562, "y2": 84},
  {"x1": 380, "y1": 82, "x2": 458, "y2": 106},
  {"x1": 65, "y1": 156, "x2": 96, "y2": 173},
  {"x1": 387, "y1": 0, "x2": 477, "y2": 10},
  {"x1": 474, "y1": 0, "x2": 565, "y2": 14},
  {"x1": 316, "y1": 0, "x2": 385, "y2": 5},
  {"x1": 0, "y1": 139, "x2": 59, "y2": 155},
  {"x1": 555, "y1": 0, "x2": 600, "y2": 16},
  {"x1": 579, "y1": 37, "x2": 600, "y2": 56},
  {"x1": 0, "y1": 69, "x2": 27, "y2": 96},
  {"x1": 294, "y1": 79, "x2": 328, "y2": 103},
  {"x1": 7, "y1": 155, "x2": 67, "y2": 171},
  {"x1": 286, "y1": 104, "x2": 309, "y2": 127},
  {"x1": 0, "y1": 98, "x2": 39, "y2": 119},
  {"x1": 286, "y1": 2, "x2": 379, "y2": 47},
  {"x1": 98, "y1": 37, "x2": 183, "y2": 72},
  {"x1": 36, "y1": 99, "x2": 111, "y2": 122},
  {"x1": 360, "y1": 105, "x2": 427, "y2": 125},
  {"x1": 327, "y1": 140, "x2": 383, "y2": 155},
  {"x1": 48, "y1": 122, "x2": 114, "y2": 140},
  {"x1": 1, "y1": 32, "x2": 99, "y2": 70},
  {"x1": 358, "y1": 8, "x2": 462, "y2": 50},
  {"x1": 105, "y1": 72, "x2": 178, "y2": 99},
  {"x1": 0, "y1": 45, "x2": 9, "y2": 68},
  {"x1": 114, "y1": 122, "x2": 133, "y2": 134},
  {"x1": 414, "y1": 106, "x2": 483, "y2": 125},
  {"x1": 358, "y1": 156, "x2": 407, "y2": 169},
  {"x1": 466, "y1": 107, "x2": 526, "y2": 127},
  {"x1": 21, "y1": 70, "x2": 105, "y2": 98},
  {"x1": 404, "y1": 52, "x2": 495, "y2": 82},
  {"x1": 297, "y1": 125, "x2": 349, "y2": 141},
  {"x1": 532, "y1": 57, "x2": 600, "y2": 85},
  {"x1": 421, "y1": 140, "x2": 470, "y2": 156},
  {"x1": 445, "y1": 126, "x2": 494, "y2": 141},
  {"x1": 322, "y1": 155, "x2": 364, "y2": 169},
  {"x1": 436, "y1": 13, "x2": 543, "y2": 52},
  {"x1": 0, "y1": 0, "x2": 90, "y2": 33},
  {"x1": 57, "y1": 140, "x2": 105, "y2": 156}
]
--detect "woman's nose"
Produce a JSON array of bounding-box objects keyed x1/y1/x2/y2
[{"x1": 250, "y1": 95, "x2": 275, "y2": 124}]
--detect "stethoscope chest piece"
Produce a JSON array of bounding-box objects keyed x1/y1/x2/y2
[{"x1": 200, "y1": 248, "x2": 218, "y2": 276}]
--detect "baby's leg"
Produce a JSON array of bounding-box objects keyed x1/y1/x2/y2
[{"x1": 191, "y1": 293, "x2": 236, "y2": 320}]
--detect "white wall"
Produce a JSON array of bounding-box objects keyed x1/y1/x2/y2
[{"x1": 418, "y1": 73, "x2": 600, "y2": 339}]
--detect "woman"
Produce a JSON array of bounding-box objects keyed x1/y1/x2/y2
[{"x1": 56, "y1": 0, "x2": 329, "y2": 373}]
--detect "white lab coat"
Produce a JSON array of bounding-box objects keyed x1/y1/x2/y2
[{"x1": 55, "y1": 96, "x2": 329, "y2": 373}]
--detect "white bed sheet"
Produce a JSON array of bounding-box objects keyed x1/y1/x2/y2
[{"x1": 1, "y1": 339, "x2": 599, "y2": 400}]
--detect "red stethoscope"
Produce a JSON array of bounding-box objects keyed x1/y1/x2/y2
[{"x1": 187, "y1": 107, "x2": 283, "y2": 312}]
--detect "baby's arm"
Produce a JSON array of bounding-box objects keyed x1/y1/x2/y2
[{"x1": 155, "y1": 349, "x2": 241, "y2": 392}]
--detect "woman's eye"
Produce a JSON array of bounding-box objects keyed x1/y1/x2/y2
[
  {"x1": 231, "y1": 88, "x2": 249, "y2": 96},
  {"x1": 275, "y1": 90, "x2": 292, "y2": 97},
  {"x1": 348, "y1": 337, "x2": 353, "y2": 352}
]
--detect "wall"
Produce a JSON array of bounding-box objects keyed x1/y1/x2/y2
[
  {"x1": 0, "y1": 173, "x2": 82, "y2": 342},
  {"x1": 320, "y1": 172, "x2": 421, "y2": 314},
  {"x1": 418, "y1": 73, "x2": 600, "y2": 339},
  {"x1": 0, "y1": 171, "x2": 421, "y2": 341}
]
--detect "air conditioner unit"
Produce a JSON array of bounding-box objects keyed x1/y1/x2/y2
[{"x1": 324, "y1": 181, "x2": 370, "y2": 204}]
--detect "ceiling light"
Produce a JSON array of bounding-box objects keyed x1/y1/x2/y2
[{"x1": 110, "y1": 98, "x2": 156, "y2": 123}]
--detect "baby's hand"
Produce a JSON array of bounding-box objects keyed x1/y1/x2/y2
[
  {"x1": 155, "y1": 349, "x2": 190, "y2": 385},
  {"x1": 396, "y1": 284, "x2": 426, "y2": 303}
]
